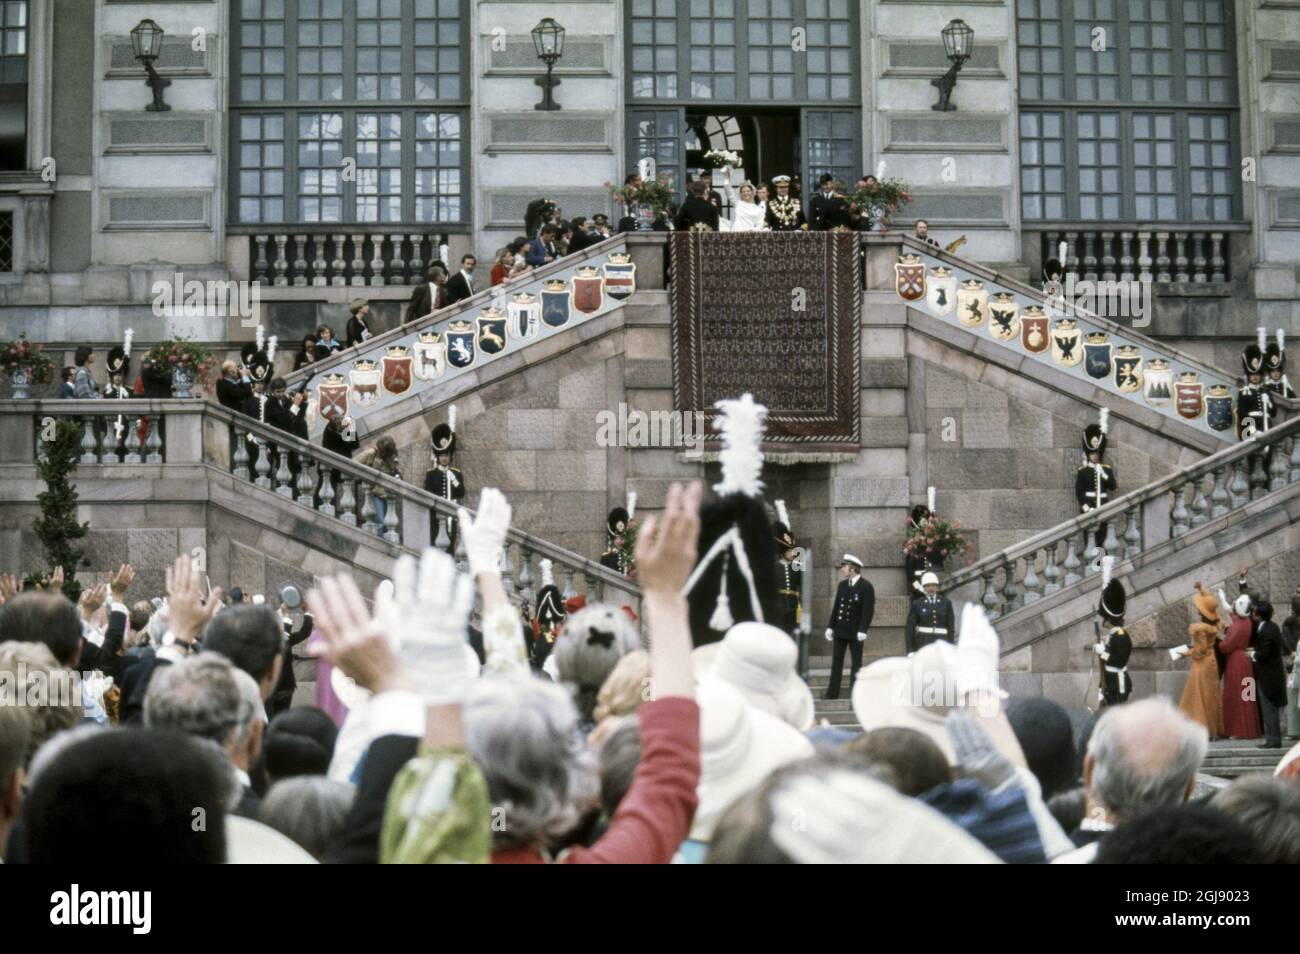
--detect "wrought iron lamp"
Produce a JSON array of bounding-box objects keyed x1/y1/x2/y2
[
  {"x1": 531, "y1": 18, "x2": 566, "y2": 111},
  {"x1": 131, "y1": 19, "x2": 171, "y2": 112},
  {"x1": 931, "y1": 19, "x2": 974, "y2": 112}
]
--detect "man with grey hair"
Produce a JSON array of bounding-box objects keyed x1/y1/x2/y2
[
  {"x1": 145, "y1": 653, "x2": 265, "y2": 818},
  {"x1": 0, "y1": 702, "x2": 30, "y2": 862},
  {"x1": 1053, "y1": 697, "x2": 1207, "y2": 863}
]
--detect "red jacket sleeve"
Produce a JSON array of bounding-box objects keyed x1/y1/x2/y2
[
  {"x1": 562, "y1": 696, "x2": 700, "y2": 864},
  {"x1": 1220, "y1": 618, "x2": 1252, "y2": 654}
]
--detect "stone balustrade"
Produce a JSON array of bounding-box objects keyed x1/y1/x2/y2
[
  {"x1": 942, "y1": 414, "x2": 1300, "y2": 621},
  {"x1": 1034, "y1": 226, "x2": 1249, "y2": 285},
  {"x1": 245, "y1": 231, "x2": 450, "y2": 287}
]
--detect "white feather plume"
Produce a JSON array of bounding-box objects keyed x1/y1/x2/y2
[
  {"x1": 539, "y1": 558, "x2": 554, "y2": 588},
  {"x1": 256, "y1": 324, "x2": 265, "y2": 353},
  {"x1": 712, "y1": 393, "x2": 767, "y2": 497},
  {"x1": 927, "y1": 486, "x2": 936, "y2": 513},
  {"x1": 627, "y1": 490, "x2": 637, "y2": 521},
  {"x1": 448, "y1": 404, "x2": 458, "y2": 433},
  {"x1": 775, "y1": 499, "x2": 789, "y2": 528},
  {"x1": 1279, "y1": 329, "x2": 1286, "y2": 353},
  {"x1": 266, "y1": 335, "x2": 277, "y2": 365},
  {"x1": 1058, "y1": 241, "x2": 1068, "y2": 264},
  {"x1": 1258, "y1": 326, "x2": 1267, "y2": 352},
  {"x1": 123, "y1": 328, "x2": 134, "y2": 357},
  {"x1": 1101, "y1": 554, "x2": 1115, "y2": 589},
  {"x1": 1099, "y1": 406, "x2": 1109, "y2": 435}
]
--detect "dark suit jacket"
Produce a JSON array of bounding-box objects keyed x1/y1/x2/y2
[
  {"x1": 323, "y1": 734, "x2": 420, "y2": 864},
  {"x1": 827, "y1": 576, "x2": 874, "y2": 641},
  {"x1": 121, "y1": 651, "x2": 172, "y2": 725},
  {"x1": 270, "y1": 613, "x2": 314, "y2": 714},
  {"x1": 1254, "y1": 620, "x2": 1288, "y2": 706},
  {"x1": 266, "y1": 396, "x2": 309, "y2": 440},
  {"x1": 809, "y1": 192, "x2": 837, "y2": 230},
  {"x1": 79, "y1": 605, "x2": 128, "y2": 685},
  {"x1": 217, "y1": 378, "x2": 252, "y2": 412},
  {"x1": 345, "y1": 316, "x2": 371, "y2": 348},
  {"x1": 405, "y1": 281, "x2": 445, "y2": 324},
  {"x1": 674, "y1": 195, "x2": 720, "y2": 231},
  {"x1": 566, "y1": 229, "x2": 600, "y2": 254},
  {"x1": 443, "y1": 271, "x2": 475, "y2": 306},
  {"x1": 322, "y1": 427, "x2": 358, "y2": 459}
]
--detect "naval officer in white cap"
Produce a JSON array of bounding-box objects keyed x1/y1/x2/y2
[{"x1": 823, "y1": 554, "x2": 875, "y2": 700}]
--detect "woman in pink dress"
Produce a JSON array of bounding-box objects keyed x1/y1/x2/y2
[{"x1": 1221, "y1": 593, "x2": 1262, "y2": 740}]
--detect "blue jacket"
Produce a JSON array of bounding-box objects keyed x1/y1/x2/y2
[{"x1": 525, "y1": 237, "x2": 558, "y2": 267}]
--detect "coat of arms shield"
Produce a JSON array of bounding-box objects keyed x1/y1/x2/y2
[
  {"x1": 446, "y1": 320, "x2": 476, "y2": 369},
  {"x1": 540, "y1": 280, "x2": 571, "y2": 327},
  {"x1": 476, "y1": 308, "x2": 508, "y2": 356},
  {"x1": 1084, "y1": 333, "x2": 1112, "y2": 380},
  {"x1": 1020, "y1": 306, "x2": 1049, "y2": 354},
  {"x1": 956, "y1": 279, "x2": 988, "y2": 328},
  {"x1": 894, "y1": 254, "x2": 926, "y2": 302},
  {"x1": 1175, "y1": 372, "x2": 1205, "y2": 420},
  {"x1": 1051, "y1": 319, "x2": 1082, "y2": 367},
  {"x1": 508, "y1": 292, "x2": 541, "y2": 341},
  {"x1": 603, "y1": 253, "x2": 636, "y2": 301},
  {"x1": 572, "y1": 267, "x2": 604, "y2": 315},
  {"x1": 349, "y1": 360, "x2": 381, "y2": 406},
  {"x1": 1114, "y1": 346, "x2": 1144, "y2": 394},
  {"x1": 1142, "y1": 358, "x2": 1173, "y2": 407},
  {"x1": 317, "y1": 372, "x2": 349, "y2": 420},
  {"x1": 926, "y1": 266, "x2": 957, "y2": 316},
  {"x1": 988, "y1": 292, "x2": 1020, "y2": 342},
  {"x1": 1205, "y1": 385, "x2": 1235, "y2": 432},
  {"x1": 413, "y1": 332, "x2": 445, "y2": 381},
  {"x1": 381, "y1": 345, "x2": 413, "y2": 396}
]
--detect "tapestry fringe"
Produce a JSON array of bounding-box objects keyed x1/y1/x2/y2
[{"x1": 681, "y1": 450, "x2": 860, "y2": 465}]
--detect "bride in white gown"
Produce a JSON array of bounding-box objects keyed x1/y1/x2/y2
[{"x1": 721, "y1": 174, "x2": 768, "y2": 232}]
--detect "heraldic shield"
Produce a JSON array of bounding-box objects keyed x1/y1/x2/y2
[
  {"x1": 349, "y1": 360, "x2": 381, "y2": 406},
  {"x1": 1114, "y1": 346, "x2": 1143, "y2": 394},
  {"x1": 509, "y1": 292, "x2": 541, "y2": 341},
  {"x1": 1051, "y1": 319, "x2": 1082, "y2": 367},
  {"x1": 381, "y1": 346, "x2": 413, "y2": 396},
  {"x1": 572, "y1": 267, "x2": 604, "y2": 315},
  {"x1": 957, "y1": 279, "x2": 988, "y2": 328},
  {"x1": 988, "y1": 292, "x2": 1020, "y2": 342},
  {"x1": 1175, "y1": 372, "x2": 1205, "y2": 420},
  {"x1": 894, "y1": 254, "x2": 926, "y2": 302},
  {"x1": 414, "y1": 331, "x2": 445, "y2": 381},
  {"x1": 1205, "y1": 385, "x2": 1235, "y2": 432},
  {"x1": 317, "y1": 372, "x2": 348, "y2": 420},
  {"x1": 926, "y1": 267, "x2": 957, "y2": 316},
  {"x1": 446, "y1": 320, "x2": 476, "y2": 369},
  {"x1": 1020, "y1": 305, "x2": 1049, "y2": 354},
  {"x1": 1143, "y1": 358, "x2": 1172, "y2": 407},
  {"x1": 1084, "y1": 333, "x2": 1112, "y2": 380},
  {"x1": 476, "y1": 308, "x2": 508, "y2": 356},
  {"x1": 541, "y1": 280, "x2": 571, "y2": 327},
  {"x1": 603, "y1": 253, "x2": 636, "y2": 301}
]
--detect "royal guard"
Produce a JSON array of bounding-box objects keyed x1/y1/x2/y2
[
  {"x1": 248, "y1": 327, "x2": 276, "y2": 388},
  {"x1": 682, "y1": 394, "x2": 779, "y2": 647},
  {"x1": 103, "y1": 329, "x2": 134, "y2": 450},
  {"x1": 1075, "y1": 407, "x2": 1117, "y2": 552},
  {"x1": 1237, "y1": 328, "x2": 1275, "y2": 441},
  {"x1": 764, "y1": 175, "x2": 807, "y2": 231},
  {"x1": 1093, "y1": 555, "x2": 1132, "y2": 709},
  {"x1": 772, "y1": 499, "x2": 802, "y2": 637},
  {"x1": 903, "y1": 486, "x2": 942, "y2": 601},
  {"x1": 423, "y1": 404, "x2": 464, "y2": 551},
  {"x1": 531, "y1": 558, "x2": 567, "y2": 672},
  {"x1": 904, "y1": 571, "x2": 954, "y2": 656},
  {"x1": 600, "y1": 492, "x2": 635, "y2": 575},
  {"x1": 1264, "y1": 329, "x2": 1295, "y2": 400}
]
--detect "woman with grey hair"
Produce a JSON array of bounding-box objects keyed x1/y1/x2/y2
[
  {"x1": 547, "y1": 604, "x2": 642, "y2": 729},
  {"x1": 260, "y1": 777, "x2": 355, "y2": 860}
]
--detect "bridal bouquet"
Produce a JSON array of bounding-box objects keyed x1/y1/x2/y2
[{"x1": 702, "y1": 149, "x2": 740, "y2": 169}]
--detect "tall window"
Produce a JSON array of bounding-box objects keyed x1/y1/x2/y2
[
  {"x1": 0, "y1": 0, "x2": 26, "y2": 171},
  {"x1": 629, "y1": 0, "x2": 858, "y2": 104},
  {"x1": 1017, "y1": 0, "x2": 1240, "y2": 223},
  {"x1": 231, "y1": 0, "x2": 468, "y2": 226}
]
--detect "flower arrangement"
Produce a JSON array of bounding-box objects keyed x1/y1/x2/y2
[
  {"x1": 702, "y1": 149, "x2": 740, "y2": 169},
  {"x1": 144, "y1": 336, "x2": 218, "y2": 391},
  {"x1": 851, "y1": 177, "x2": 914, "y2": 226},
  {"x1": 903, "y1": 515, "x2": 974, "y2": 565},
  {"x1": 0, "y1": 334, "x2": 56, "y2": 383},
  {"x1": 611, "y1": 515, "x2": 639, "y2": 578},
  {"x1": 605, "y1": 178, "x2": 676, "y2": 214}
]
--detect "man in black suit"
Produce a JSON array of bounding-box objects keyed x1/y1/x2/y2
[
  {"x1": 809, "y1": 173, "x2": 837, "y2": 230},
  {"x1": 266, "y1": 377, "x2": 309, "y2": 441},
  {"x1": 443, "y1": 254, "x2": 477, "y2": 306},
  {"x1": 697, "y1": 169, "x2": 724, "y2": 212},
  {"x1": 823, "y1": 554, "x2": 874, "y2": 700},
  {"x1": 268, "y1": 603, "x2": 315, "y2": 719},
  {"x1": 566, "y1": 216, "x2": 599, "y2": 253},
  {"x1": 405, "y1": 263, "x2": 449, "y2": 325},
  {"x1": 905, "y1": 571, "x2": 955, "y2": 655},
  {"x1": 674, "y1": 181, "x2": 720, "y2": 232},
  {"x1": 1253, "y1": 600, "x2": 1288, "y2": 748},
  {"x1": 216, "y1": 359, "x2": 253, "y2": 413}
]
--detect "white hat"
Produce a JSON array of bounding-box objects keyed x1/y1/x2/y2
[
  {"x1": 772, "y1": 175, "x2": 791, "y2": 184},
  {"x1": 920, "y1": 571, "x2": 940, "y2": 587},
  {"x1": 691, "y1": 678, "x2": 813, "y2": 841},
  {"x1": 840, "y1": 554, "x2": 863, "y2": 569},
  {"x1": 1234, "y1": 593, "x2": 1253, "y2": 617},
  {"x1": 705, "y1": 621, "x2": 814, "y2": 731},
  {"x1": 224, "y1": 815, "x2": 318, "y2": 864}
]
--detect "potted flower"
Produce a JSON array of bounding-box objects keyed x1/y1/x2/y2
[
  {"x1": 143, "y1": 336, "x2": 217, "y2": 398},
  {"x1": 0, "y1": 334, "x2": 56, "y2": 398},
  {"x1": 903, "y1": 514, "x2": 974, "y2": 570},
  {"x1": 606, "y1": 177, "x2": 676, "y2": 231},
  {"x1": 851, "y1": 177, "x2": 914, "y2": 230}
]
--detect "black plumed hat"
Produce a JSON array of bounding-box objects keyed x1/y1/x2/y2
[
  {"x1": 606, "y1": 506, "x2": 629, "y2": 541},
  {"x1": 687, "y1": 492, "x2": 778, "y2": 647}
]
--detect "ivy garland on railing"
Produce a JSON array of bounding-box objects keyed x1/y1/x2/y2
[{"x1": 30, "y1": 418, "x2": 88, "y2": 602}]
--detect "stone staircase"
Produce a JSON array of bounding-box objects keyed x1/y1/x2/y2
[{"x1": 1201, "y1": 741, "x2": 1291, "y2": 780}]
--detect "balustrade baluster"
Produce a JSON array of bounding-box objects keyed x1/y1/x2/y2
[
  {"x1": 454, "y1": 525, "x2": 468, "y2": 576},
  {"x1": 499, "y1": 541, "x2": 516, "y2": 594},
  {"x1": 1062, "y1": 536, "x2": 1082, "y2": 586},
  {"x1": 382, "y1": 496, "x2": 400, "y2": 544},
  {"x1": 407, "y1": 234, "x2": 425, "y2": 282},
  {"x1": 1228, "y1": 459, "x2": 1249, "y2": 509},
  {"x1": 1136, "y1": 231, "x2": 1152, "y2": 283},
  {"x1": 1123, "y1": 507, "x2": 1142, "y2": 560},
  {"x1": 1063, "y1": 231, "x2": 1078, "y2": 277},
  {"x1": 1191, "y1": 232, "x2": 1207, "y2": 283},
  {"x1": 1102, "y1": 516, "x2": 1122, "y2": 559},
  {"x1": 318, "y1": 466, "x2": 336, "y2": 516},
  {"x1": 1099, "y1": 231, "x2": 1117, "y2": 281},
  {"x1": 1290, "y1": 436, "x2": 1300, "y2": 484},
  {"x1": 1083, "y1": 528, "x2": 1101, "y2": 577},
  {"x1": 311, "y1": 234, "x2": 328, "y2": 286},
  {"x1": 252, "y1": 437, "x2": 272, "y2": 488},
  {"x1": 518, "y1": 547, "x2": 534, "y2": 603},
  {"x1": 273, "y1": 234, "x2": 290, "y2": 286},
  {"x1": 1268, "y1": 441, "x2": 1288, "y2": 492},
  {"x1": 1190, "y1": 473, "x2": 1210, "y2": 528},
  {"x1": 389, "y1": 233, "x2": 407, "y2": 284},
  {"x1": 253, "y1": 235, "x2": 270, "y2": 284},
  {"x1": 296, "y1": 454, "x2": 315, "y2": 506},
  {"x1": 981, "y1": 570, "x2": 1001, "y2": 620},
  {"x1": 1210, "y1": 465, "x2": 1230, "y2": 518},
  {"x1": 1021, "y1": 551, "x2": 1042, "y2": 605},
  {"x1": 1001, "y1": 561, "x2": 1020, "y2": 614},
  {"x1": 1118, "y1": 231, "x2": 1134, "y2": 281},
  {"x1": 339, "y1": 477, "x2": 357, "y2": 525},
  {"x1": 1249, "y1": 452, "x2": 1269, "y2": 500},
  {"x1": 369, "y1": 236, "x2": 386, "y2": 286},
  {"x1": 1170, "y1": 481, "x2": 1191, "y2": 537},
  {"x1": 1082, "y1": 232, "x2": 1098, "y2": 282},
  {"x1": 232, "y1": 425, "x2": 250, "y2": 480},
  {"x1": 124, "y1": 418, "x2": 143, "y2": 464},
  {"x1": 360, "y1": 485, "x2": 378, "y2": 533},
  {"x1": 330, "y1": 234, "x2": 347, "y2": 286},
  {"x1": 1173, "y1": 232, "x2": 1190, "y2": 282},
  {"x1": 1042, "y1": 542, "x2": 1061, "y2": 595},
  {"x1": 1209, "y1": 232, "x2": 1225, "y2": 283},
  {"x1": 585, "y1": 572, "x2": 601, "y2": 603},
  {"x1": 274, "y1": 444, "x2": 294, "y2": 497},
  {"x1": 350, "y1": 234, "x2": 367, "y2": 286},
  {"x1": 144, "y1": 418, "x2": 163, "y2": 463},
  {"x1": 80, "y1": 417, "x2": 99, "y2": 463},
  {"x1": 562, "y1": 566, "x2": 577, "y2": 601},
  {"x1": 433, "y1": 511, "x2": 450, "y2": 550},
  {"x1": 292, "y1": 234, "x2": 309, "y2": 287},
  {"x1": 103, "y1": 416, "x2": 123, "y2": 464},
  {"x1": 1154, "y1": 232, "x2": 1171, "y2": 282}
]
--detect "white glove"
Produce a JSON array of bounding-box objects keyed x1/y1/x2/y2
[
  {"x1": 381, "y1": 547, "x2": 475, "y2": 706},
  {"x1": 1093, "y1": 641, "x2": 1106, "y2": 656},
  {"x1": 1082, "y1": 505, "x2": 1092, "y2": 512},
  {"x1": 825, "y1": 627, "x2": 833, "y2": 643},
  {"x1": 856, "y1": 632, "x2": 867, "y2": 643},
  {"x1": 457, "y1": 487, "x2": 511, "y2": 578}
]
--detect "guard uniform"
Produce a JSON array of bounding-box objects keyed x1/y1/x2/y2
[
  {"x1": 1075, "y1": 419, "x2": 1117, "y2": 550},
  {"x1": 772, "y1": 519, "x2": 802, "y2": 637},
  {"x1": 903, "y1": 504, "x2": 942, "y2": 601},
  {"x1": 905, "y1": 580, "x2": 954, "y2": 655},
  {"x1": 1096, "y1": 575, "x2": 1132, "y2": 708},
  {"x1": 1238, "y1": 340, "x2": 1274, "y2": 440},
  {"x1": 600, "y1": 506, "x2": 630, "y2": 575},
  {"x1": 423, "y1": 421, "x2": 463, "y2": 552},
  {"x1": 532, "y1": 562, "x2": 566, "y2": 672},
  {"x1": 1264, "y1": 333, "x2": 1295, "y2": 400},
  {"x1": 823, "y1": 556, "x2": 874, "y2": 700}
]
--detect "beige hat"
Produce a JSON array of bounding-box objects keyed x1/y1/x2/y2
[
  {"x1": 691, "y1": 678, "x2": 813, "y2": 842},
  {"x1": 225, "y1": 815, "x2": 318, "y2": 864},
  {"x1": 705, "y1": 621, "x2": 814, "y2": 731}
]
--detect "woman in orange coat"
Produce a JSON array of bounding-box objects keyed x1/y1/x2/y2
[{"x1": 1176, "y1": 584, "x2": 1224, "y2": 739}]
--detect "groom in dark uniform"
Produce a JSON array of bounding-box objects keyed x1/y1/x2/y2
[{"x1": 823, "y1": 554, "x2": 874, "y2": 700}]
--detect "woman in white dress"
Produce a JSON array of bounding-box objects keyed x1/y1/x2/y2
[{"x1": 722, "y1": 176, "x2": 768, "y2": 232}]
